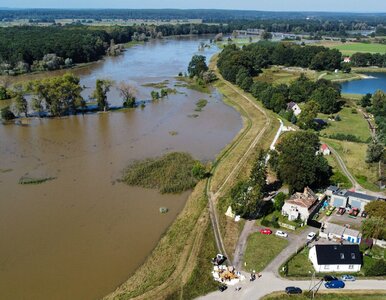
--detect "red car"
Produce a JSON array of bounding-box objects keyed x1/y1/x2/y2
[{"x1": 260, "y1": 228, "x2": 272, "y2": 235}]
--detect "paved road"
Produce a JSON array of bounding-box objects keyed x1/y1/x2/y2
[{"x1": 199, "y1": 272, "x2": 386, "y2": 300}]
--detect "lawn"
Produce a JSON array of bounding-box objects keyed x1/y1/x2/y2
[
  {"x1": 255, "y1": 67, "x2": 316, "y2": 85},
  {"x1": 244, "y1": 232, "x2": 288, "y2": 272},
  {"x1": 281, "y1": 247, "x2": 314, "y2": 277},
  {"x1": 329, "y1": 42, "x2": 386, "y2": 56},
  {"x1": 321, "y1": 138, "x2": 380, "y2": 192},
  {"x1": 318, "y1": 107, "x2": 372, "y2": 142},
  {"x1": 262, "y1": 292, "x2": 386, "y2": 300},
  {"x1": 320, "y1": 71, "x2": 363, "y2": 82},
  {"x1": 326, "y1": 156, "x2": 353, "y2": 189}
]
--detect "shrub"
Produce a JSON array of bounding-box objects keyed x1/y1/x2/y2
[{"x1": 1, "y1": 106, "x2": 15, "y2": 121}]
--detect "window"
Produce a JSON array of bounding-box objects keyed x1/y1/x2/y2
[
  {"x1": 340, "y1": 253, "x2": 345, "y2": 259},
  {"x1": 324, "y1": 265, "x2": 329, "y2": 270},
  {"x1": 351, "y1": 253, "x2": 356, "y2": 259},
  {"x1": 349, "y1": 265, "x2": 354, "y2": 269}
]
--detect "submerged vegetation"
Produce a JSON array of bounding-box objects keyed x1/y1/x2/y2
[
  {"x1": 19, "y1": 176, "x2": 56, "y2": 185},
  {"x1": 195, "y1": 99, "x2": 208, "y2": 111},
  {"x1": 122, "y1": 152, "x2": 206, "y2": 194}
]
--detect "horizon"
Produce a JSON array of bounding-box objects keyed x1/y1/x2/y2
[{"x1": 1, "y1": 0, "x2": 386, "y2": 13}]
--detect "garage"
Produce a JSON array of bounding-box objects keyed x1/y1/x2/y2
[
  {"x1": 331, "y1": 197, "x2": 346, "y2": 208},
  {"x1": 349, "y1": 200, "x2": 363, "y2": 210}
]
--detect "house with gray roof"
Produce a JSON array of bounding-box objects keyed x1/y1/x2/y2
[{"x1": 329, "y1": 188, "x2": 378, "y2": 211}]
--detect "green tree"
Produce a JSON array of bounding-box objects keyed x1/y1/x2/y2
[
  {"x1": 261, "y1": 31, "x2": 273, "y2": 40},
  {"x1": 93, "y1": 79, "x2": 113, "y2": 112},
  {"x1": 361, "y1": 216, "x2": 385, "y2": 240},
  {"x1": 276, "y1": 131, "x2": 330, "y2": 192},
  {"x1": 273, "y1": 192, "x2": 287, "y2": 211},
  {"x1": 151, "y1": 90, "x2": 160, "y2": 100},
  {"x1": 0, "y1": 85, "x2": 10, "y2": 100},
  {"x1": 188, "y1": 55, "x2": 208, "y2": 78},
  {"x1": 310, "y1": 87, "x2": 340, "y2": 114},
  {"x1": 360, "y1": 93, "x2": 372, "y2": 108},
  {"x1": 297, "y1": 100, "x2": 320, "y2": 130},
  {"x1": 118, "y1": 81, "x2": 137, "y2": 108},
  {"x1": 364, "y1": 201, "x2": 386, "y2": 219},
  {"x1": 366, "y1": 140, "x2": 384, "y2": 163},
  {"x1": 249, "y1": 150, "x2": 267, "y2": 192},
  {"x1": 191, "y1": 161, "x2": 207, "y2": 180},
  {"x1": 160, "y1": 89, "x2": 168, "y2": 98},
  {"x1": 13, "y1": 92, "x2": 28, "y2": 117}
]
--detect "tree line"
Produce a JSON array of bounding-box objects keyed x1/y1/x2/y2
[
  {"x1": 350, "y1": 52, "x2": 386, "y2": 67},
  {"x1": 0, "y1": 24, "x2": 230, "y2": 75}
]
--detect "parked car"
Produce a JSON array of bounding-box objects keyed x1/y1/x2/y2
[
  {"x1": 307, "y1": 232, "x2": 316, "y2": 240},
  {"x1": 323, "y1": 275, "x2": 338, "y2": 282},
  {"x1": 325, "y1": 280, "x2": 345, "y2": 289},
  {"x1": 260, "y1": 228, "x2": 272, "y2": 235},
  {"x1": 275, "y1": 230, "x2": 288, "y2": 238},
  {"x1": 341, "y1": 275, "x2": 356, "y2": 281},
  {"x1": 325, "y1": 206, "x2": 336, "y2": 216},
  {"x1": 361, "y1": 211, "x2": 367, "y2": 218},
  {"x1": 218, "y1": 284, "x2": 228, "y2": 292},
  {"x1": 212, "y1": 254, "x2": 227, "y2": 266},
  {"x1": 337, "y1": 206, "x2": 346, "y2": 215},
  {"x1": 285, "y1": 287, "x2": 302, "y2": 294},
  {"x1": 349, "y1": 208, "x2": 359, "y2": 217}
]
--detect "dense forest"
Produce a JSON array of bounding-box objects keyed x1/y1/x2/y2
[{"x1": 0, "y1": 24, "x2": 228, "y2": 74}]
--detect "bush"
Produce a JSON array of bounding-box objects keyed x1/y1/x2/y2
[
  {"x1": 328, "y1": 133, "x2": 364, "y2": 143},
  {"x1": 1, "y1": 106, "x2": 15, "y2": 120},
  {"x1": 364, "y1": 258, "x2": 386, "y2": 276}
]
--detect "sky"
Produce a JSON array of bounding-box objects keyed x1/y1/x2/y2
[{"x1": 1, "y1": 0, "x2": 386, "y2": 12}]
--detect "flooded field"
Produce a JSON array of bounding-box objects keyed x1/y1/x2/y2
[{"x1": 0, "y1": 37, "x2": 242, "y2": 300}]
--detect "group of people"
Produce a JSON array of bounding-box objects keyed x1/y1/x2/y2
[{"x1": 234, "y1": 271, "x2": 262, "y2": 292}]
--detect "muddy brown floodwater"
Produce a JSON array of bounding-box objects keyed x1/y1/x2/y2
[{"x1": 0, "y1": 37, "x2": 242, "y2": 300}]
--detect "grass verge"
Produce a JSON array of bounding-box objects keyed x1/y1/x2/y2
[
  {"x1": 262, "y1": 291, "x2": 386, "y2": 300},
  {"x1": 244, "y1": 232, "x2": 288, "y2": 272},
  {"x1": 175, "y1": 77, "x2": 210, "y2": 93}
]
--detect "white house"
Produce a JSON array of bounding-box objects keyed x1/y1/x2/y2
[
  {"x1": 287, "y1": 101, "x2": 302, "y2": 116},
  {"x1": 343, "y1": 57, "x2": 351, "y2": 63},
  {"x1": 282, "y1": 187, "x2": 318, "y2": 221},
  {"x1": 320, "y1": 144, "x2": 331, "y2": 156},
  {"x1": 309, "y1": 244, "x2": 362, "y2": 273}
]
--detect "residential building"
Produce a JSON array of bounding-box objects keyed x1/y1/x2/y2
[
  {"x1": 282, "y1": 187, "x2": 318, "y2": 221},
  {"x1": 287, "y1": 101, "x2": 302, "y2": 116},
  {"x1": 343, "y1": 57, "x2": 351, "y2": 63},
  {"x1": 309, "y1": 244, "x2": 362, "y2": 272},
  {"x1": 320, "y1": 144, "x2": 331, "y2": 156}
]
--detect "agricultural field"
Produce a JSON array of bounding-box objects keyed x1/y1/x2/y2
[{"x1": 322, "y1": 41, "x2": 386, "y2": 56}]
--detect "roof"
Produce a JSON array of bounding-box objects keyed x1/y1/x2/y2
[
  {"x1": 321, "y1": 144, "x2": 329, "y2": 151},
  {"x1": 287, "y1": 102, "x2": 298, "y2": 109},
  {"x1": 324, "y1": 222, "x2": 362, "y2": 238},
  {"x1": 332, "y1": 189, "x2": 378, "y2": 201},
  {"x1": 314, "y1": 119, "x2": 327, "y2": 126},
  {"x1": 346, "y1": 191, "x2": 378, "y2": 201},
  {"x1": 286, "y1": 187, "x2": 317, "y2": 209},
  {"x1": 314, "y1": 244, "x2": 362, "y2": 265},
  {"x1": 327, "y1": 185, "x2": 339, "y2": 193}
]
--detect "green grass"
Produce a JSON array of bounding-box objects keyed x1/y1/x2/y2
[
  {"x1": 263, "y1": 292, "x2": 386, "y2": 300},
  {"x1": 244, "y1": 232, "x2": 288, "y2": 272},
  {"x1": 195, "y1": 99, "x2": 208, "y2": 111},
  {"x1": 282, "y1": 247, "x2": 315, "y2": 277},
  {"x1": 329, "y1": 42, "x2": 386, "y2": 56},
  {"x1": 322, "y1": 138, "x2": 380, "y2": 192},
  {"x1": 18, "y1": 176, "x2": 56, "y2": 185},
  {"x1": 320, "y1": 71, "x2": 362, "y2": 82},
  {"x1": 175, "y1": 77, "x2": 210, "y2": 94},
  {"x1": 255, "y1": 68, "x2": 303, "y2": 85},
  {"x1": 122, "y1": 152, "x2": 198, "y2": 194},
  {"x1": 318, "y1": 107, "x2": 371, "y2": 142},
  {"x1": 142, "y1": 80, "x2": 169, "y2": 89},
  {"x1": 167, "y1": 222, "x2": 219, "y2": 299}
]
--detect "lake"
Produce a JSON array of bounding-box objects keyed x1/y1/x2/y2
[
  {"x1": 341, "y1": 72, "x2": 386, "y2": 95},
  {"x1": 0, "y1": 37, "x2": 242, "y2": 300}
]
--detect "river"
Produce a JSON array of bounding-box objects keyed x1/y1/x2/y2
[{"x1": 0, "y1": 37, "x2": 242, "y2": 300}]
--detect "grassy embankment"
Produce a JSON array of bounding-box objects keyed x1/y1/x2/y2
[
  {"x1": 103, "y1": 57, "x2": 275, "y2": 299},
  {"x1": 210, "y1": 56, "x2": 279, "y2": 261},
  {"x1": 262, "y1": 291, "x2": 386, "y2": 300},
  {"x1": 244, "y1": 233, "x2": 288, "y2": 272}
]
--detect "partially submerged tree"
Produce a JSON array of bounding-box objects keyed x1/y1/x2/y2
[
  {"x1": 188, "y1": 55, "x2": 208, "y2": 79},
  {"x1": 13, "y1": 92, "x2": 28, "y2": 117},
  {"x1": 93, "y1": 79, "x2": 113, "y2": 111},
  {"x1": 118, "y1": 82, "x2": 137, "y2": 108}
]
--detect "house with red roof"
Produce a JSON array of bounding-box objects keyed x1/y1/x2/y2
[{"x1": 320, "y1": 144, "x2": 331, "y2": 156}]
